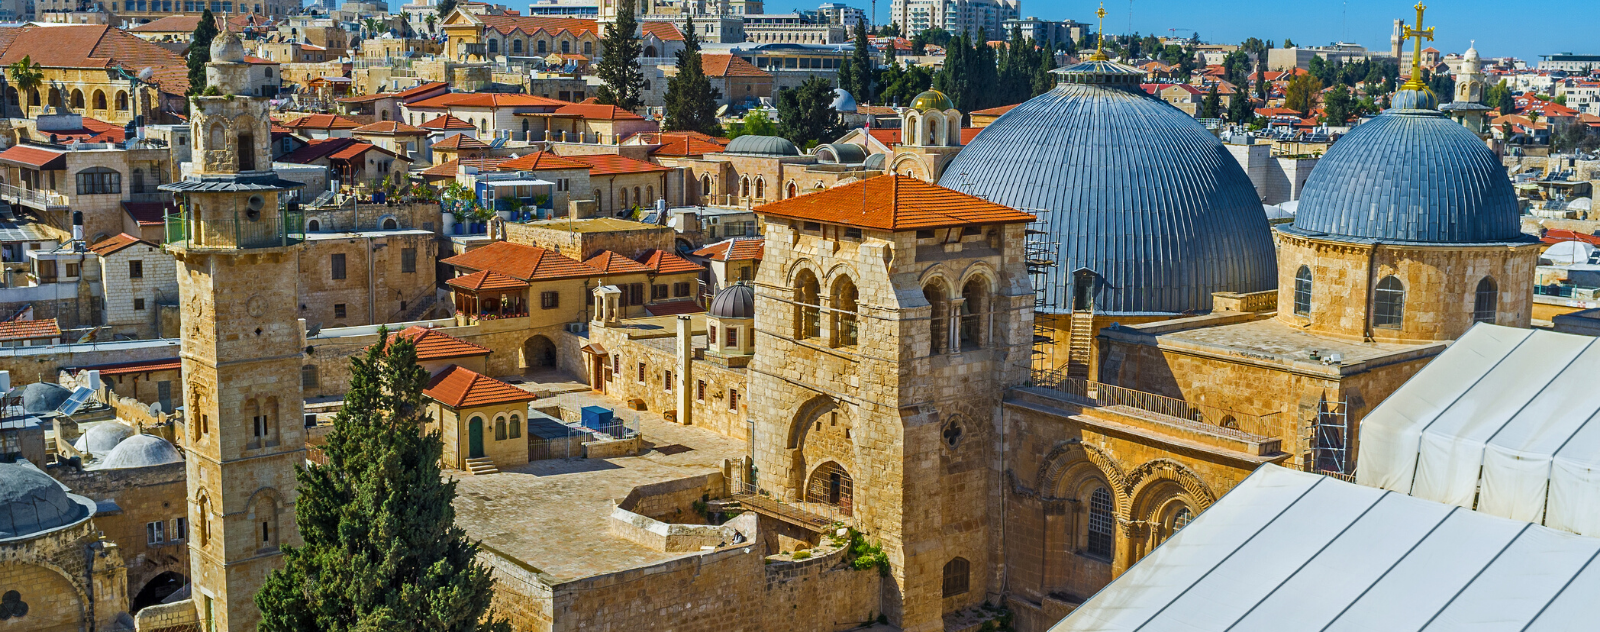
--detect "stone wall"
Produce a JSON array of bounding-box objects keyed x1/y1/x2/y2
[
  {"x1": 0, "y1": 520, "x2": 126, "y2": 632},
  {"x1": 614, "y1": 472, "x2": 726, "y2": 522},
  {"x1": 576, "y1": 323, "x2": 751, "y2": 441},
  {"x1": 98, "y1": 240, "x2": 179, "y2": 340},
  {"x1": 0, "y1": 339, "x2": 180, "y2": 386},
  {"x1": 504, "y1": 219, "x2": 675, "y2": 261},
  {"x1": 299, "y1": 231, "x2": 439, "y2": 329},
  {"x1": 53, "y1": 462, "x2": 189, "y2": 603}
]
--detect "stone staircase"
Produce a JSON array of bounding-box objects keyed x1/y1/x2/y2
[
  {"x1": 464, "y1": 457, "x2": 499, "y2": 475},
  {"x1": 1065, "y1": 310, "x2": 1095, "y2": 379}
]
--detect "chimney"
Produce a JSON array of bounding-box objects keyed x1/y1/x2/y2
[{"x1": 72, "y1": 211, "x2": 83, "y2": 242}]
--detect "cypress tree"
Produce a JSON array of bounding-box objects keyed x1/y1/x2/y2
[
  {"x1": 776, "y1": 76, "x2": 842, "y2": 148},
  {"x1": 256, "y1": 333, "x2": 510, "y2": 632},
  {"x1": 595, "y1": 0, "x2": 645, "y2": 111},
  {"x1": 186, "y1": 10, "x2": 219, "y2": 96},
  {"x1": 1200, "y1": 84, "x2": 1221, "y2": 119},
  {"x1": 662, "y1": 18, "x2": 721, "y2": 135},
  {"x1": 845, "y1": 21, "x2": 874, "y2": 104}
]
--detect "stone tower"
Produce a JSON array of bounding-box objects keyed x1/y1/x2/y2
[
  {"x1": 889, "y1": 89, "x2": 964, "y2": 182},
  {"x1": 162, "y1": 29, "x2": 307, "y2": 632},
  {"x1": 748, "y1": 175, "x2": 1035, "y2": 631}
]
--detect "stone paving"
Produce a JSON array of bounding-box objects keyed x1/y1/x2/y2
[
  {"x1": 451, "y1": 386, "x2": 746, "y2": 583},
  {"x1": 1160, "y1": 317, "x2": 1439, "y2": 363}
]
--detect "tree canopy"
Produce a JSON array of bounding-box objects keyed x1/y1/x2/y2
[
  {"x1": 185, "y1": 10, "x2": 219, "y2": 96},
  {"x1": 725, "y1": 110, "x2": 778, "y2": 139},
  {"x1": 1284, "y1": 74, "x2": 1324, "y2": 116},
  {"x1": 776, "y1": 77, "x2": 841, "y2": 148},
  {"x1": 1199, "y1": 84, "x2": 1221, "y2": 119},
  {"x1": 837, "y1": 22, "x2": 875, "y2": 105},
  {"x1": 594, "y1": 0, "x2": 645, "y2": 111},
  {"x1": 662, "y1": 17, "x2": 720, "y2": 135}
]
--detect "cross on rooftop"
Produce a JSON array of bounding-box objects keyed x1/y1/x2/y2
[{"x1": 1400, "y1": 2, "x2": 1435, "y2": 91}]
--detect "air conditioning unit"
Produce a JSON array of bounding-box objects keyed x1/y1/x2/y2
[{"x1": 566, "y1": 322, "x2": 586, "y2": 335}]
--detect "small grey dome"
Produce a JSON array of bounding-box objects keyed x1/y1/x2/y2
[
  {"x1": 709, "y1": 284, "x2": 755, "y2": 319},
  {"x1": 0, "y1": 460, "x2": 93, "y2": 540},
  {"x1": 210, "y1": 30, "x2": 247, "y2": 64},
  {"x1": 831, "y1": 88, "x2": 858, "y2": 113},
  {"x1": 75, "y1": 422, "x2": 134, "y2": 455},
  {"x1": 22, "y1": 383, "x2": 71, "y2": 414},
  {"x1": 815, "y1": 143, "x2": 867, "y2": 165},
  {"x1": 725, "y1": 135, "x2": 800, "y2": 156},
  {"x1": 95, "y1": 434, "x2": 182, "y2": 470}
]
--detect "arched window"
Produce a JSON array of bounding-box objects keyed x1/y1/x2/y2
[
  {"x1": 786, "y1": 181, "x2": 797, "y2": 198},
  {"x1": 755, "y1": 178, "x2": 765, "y2": 199},
  {"x1": 700, "y1": 175, "x2": 712, "y2": 203},
  {"x1": 75, "y1": 167, "x2": 121, "y2": 195},
  {"x1": 237, "y1": 133, "x2": 255, "y2": 170},
  {"x1": 537, "y1": 39, "x2": 547, "y2": 53},
  {"x1": 197, "y1": 494, "x2": 212, "y2": 546},
  {"x1": 923, "y1": 280, "x2": 949, "y2": 354},
  {"x1": 47, "y1": 87, "x2": 62, "y2": 108},
  {"x1": 794, "y1": 269, "x2": 821, "y2": 339},
  {"x1": 115, "y1": 90, "x2": 129, "y2": 111},
  {"x1": 644, "y1": 45, "x2": 658, "y2": 57},
  {"x1": 510, "y1": 414, "x2": 522, "y2": 439},
  {"x1": 1086, "y1": 486, "x2": 1115, "y2": 560},
  {"x1": 561, "y1": 40, "x2": 570, "y2": 53},
  {"x1": 619, "y1": 187, "x2": 628, "y2": 209},
  {"x1": 28, "y1": 88, "x2": 39, "y2": 107},
  {"x1": 959, "y1": 276, "x2": 990, "y2": 349},
  {"x1": 740, "y1": 177, "x2": 750, "y2": 198},
  {"x1": 633, "y1": 186, "x2": 642, "y2": 208},
  {"x1": 70, "y1": 89, "x2": 84, "y2": 109},
  {"x1": 306, "y1": 219, "x2": 321, "y2": 232},
  {"x1": 832, "y1": 276, "x2": 859, "y2": 347},
  {"x1": 1374, "y1": 275, "x2": 1405, "y2": 329},
  {"x1": 487, "y1": 38, "x2": 499, "y2": 53},
  {"x1": 584, "y1": 41, "x2": 593, "y2": 55},
  {"x1": 1474, "y1": 276, "x2": 1498, "y2": 324},
  {"x1": 1293, "y1": 265, "x2": 1312, "y2": 316},
  {"x1": 645, "y1": 185, "x2": 653, "y2": 203},
  {"x1": 494, "y1": 416, "x2": 507, "y2": 440},
  {"x1": 512, "y1": 39, "x2": 523, "y2": 54},
  {"x1": 91, "y1": 90, "x2": 106, "y2": 111},
  {"x1": 209, "y1": 122, "x2": 225, "y2": 149},
  {"x1": 382, "y1": 217, "x2": 398, "y2": 230},
  {"x1": 942, "y1": 557, "x2": 970, "y2": 597},
  {"x1": 254, "y1": 495, "x2": 279, "y2": 552}
]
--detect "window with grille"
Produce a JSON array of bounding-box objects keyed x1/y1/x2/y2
[
  {"x1": 401, "y1": 248, "x2": 417, "y2": 273},
  {"x1": 697, "y1": 380, "x2": 706, "y2": 401},
  {"x1": 134, "y1": 298, "x2": 145, "y2": 311},
  {"x1": 1086, "y1": 486, "x2": 1115, "y2": 560},
  {"x1": 75, "y1": 167, "x2": 121, "y2": 195},
  {"x1": 726, "y1": 327, "x2": 737, "y2": 347},
  {"x1": 541, "y1": 291, "x2": 560, "y2": 309},
  {"x1": 301, "y1": 365, "x2": 319, "y2": 389},
  {"x1": 147, "y1": 520, "x2": 165, "y2": 545},
  {"x1": 637, "y1": 362, "x2": 645, "y2": 382},
  {"x1": 628, "y1": 283, "x2": 645, "y2": 305},
  {"x1": 1171, "y1": 506, "x2": 1193, "y2": 531},
  {"x1": 1474, "y1": 276, "x2": 1497, "y2": 324},
  {"x1": 129, "y1": 260, "x2": 143, "y2": 279},
  {"x1": 331, "y1": 253, "x2": 346, "y2": 280},
  {"x1": 651, "y1": 284, "x2": 668, "y2": 300},
  {"x1": 1293, "y1": 265, "x2": 1311, "y2": 316},
  {"x1": 664, "y1": 370, "x2": 673, "y2": 392},
  {"x1": 1373, "y1": 276, "x2": 1405, "y2": 329},
  {"x1": 942, "y1": 557, "x2": 970, "y2": 597},
  {"x1": 674, "y1": 282, "x2": 691, "y2": 297},
  {"x1": 334, "y1": 304, "x2": 347, "y2": 319},
  {"x1": 173, "y1": 517, "x2": 187, "y2": 541},
  {"x1": 728, "y1": 388, "x2": 738, "y2": 411}
]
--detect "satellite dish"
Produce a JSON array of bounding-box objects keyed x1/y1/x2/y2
[
  {"x1": 137, "y1": 67, "x2": 154, "y2": 81},
  {"x1": 148, "y1": 402, "x2": 162, "y2": 415},
  {"x1": 715, "y1": 104, "x2": 730, "y2": 117}
]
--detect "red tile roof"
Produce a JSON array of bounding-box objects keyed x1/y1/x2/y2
[
  {"x1": 756, "y1": 174, "x2": 1034, "y2": 231},
  {"x1": 641, "y1": 21, "x2": 684, "y2": 41},
  {"x1": 421, "y1": 157, "x2": 509, "y2": 178},
  {"x1": 419, "y1": 114, "x2": 477, "y2": 130},
  {"x1": 1541, "y1": 229, "x2": 1600, "y2": 246},
  {"x1": 432, "y1": 133, "x2": 490, "y2": 150},
  {"x1": 584, "y1": 250, "x2": 653, "y2": 274},
  {"x1": 130, "y1": 14, "x2": 204, "y2": 31},
  {"x1": 631, "y1": 131, "x2": 729, "y2": 156},
  {"x1": 567, "y1": 154, "x2": 671, "y2": 176},
  {"x1": 692, "y1": 238, "x2": 763, "y2": 262},
  {"x1": 77, "y1": 357, "x2": 182, "y2": 376},
  {"x1": 702, "y1": 54, "x2": 770, "y2": 78},
  {"x1": 446, "y1": 269, "x2": 530, "y2": 292},
  {"x1": 277, "y1": 138, "x2": 366, "y2": 164},
  {"x1": 475, "y1": 15, "x2": 598, "y2": 38},
  {"x1": 408, "y1": 93, "x2": 569, "y2": 109},
  {"x1": 0, "y1": 144, "x2": 65, "y2": 170},
  {"x1": 352, "y1": 120, "x2": 427, "y2": 135},
  {"x1": 553, "y1": 103, "x2": 644, "y2": 120},
  {"x1": 440, "y1": 241, "x2": 600, "y2": 281},
  {"x1": 971, "y1": 103, "x2": 1019, "y2": 116},
  {"x1": 0, "y1": 25, "x2": 190, "y2": 95},
  {"x1": 424, "y1": 364, "x2": 537, "y2": 408},
  {"x1": 39, "y1": 116, "x2": 126, "y2": 144},
  {"x1": 645, "y1": 300, "x2": 703, "y2": 316},
  {"x1": 338, "y1": 92, "x2": 395, "y2": 103},
  {"x1": 868, "y1": 128, "x2": 901, "y2": 145},
  {"x1": 282, "y1": 113, "x2": 361, "y2": 130},
  {"x1": 88, "y1": 233, "x2": 153, "y2": 256},
  {"x1": 387, "y1": 325, "x2": 493, "y2": 360},
  {"x1": 636, "y1": 249, "x2": 704, "y2": 274},
  {"x1": 495, "y1": 151, "x2": 590, "y2": 171},
  {"x1": 0, "y1": 318, "x2": 59, "y2": 341},
  {"x1": 394, "y1": 81, "x2": 450, "y2": 101}
]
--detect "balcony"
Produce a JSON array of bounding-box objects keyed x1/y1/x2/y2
[
  {"x1": 164, "y1": 210, "x2": 306, "y2": 250},
  {"x1": 0, "y1": 183, "x2": 68, "y2": 211}
]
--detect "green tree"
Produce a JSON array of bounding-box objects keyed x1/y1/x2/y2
[
  {"x1": 1255, "y1": 53, "x2": 1268, "y2": 102},
  {"x1": 1283, "y1": 38, "x2": 1295, "y2": 48},
  {"x1": 662, "y1": 17, "x2": 721, "y2": 135},
  {"x1": 256, "y1": 334, "x2": 509, "y2": 632},
  {"x1": 1322, "y1": 82, "x2": 1353, "y2": 125},
  {"x1": 1227, "y1": 86, "x2": 1255, "y2": 123},
  {"x1": 1284, "y1": 74, "x2": 1323, "y2": 116},
  {"x1": 841, "y1": 21, "x2": 875, "y2": 104},
  {"x1": 725, "y1": 109, "x2": 778, "y2": 138},
  {"x1": 1030, "y1": 41, "x2": 1057, "y2": 97},
  {"x1": 425, "y1": 13, "x2": 437, "y2": 34},
  {"x1": 437, "y1": 0, "x2": 457, "y2": 20},
  {"x1": 594, "y1": 0, "x2": 645, "y2": 111},
  {"x1": 1222, "y1": 50, "x2": 1251, "y2": 87},
  {"x1": 1199, "y1": 84, "x2": 1221, "y2": 118},
  {"x1": 776, "y1": 76, "x2": 842, "y2": 148},
  {"x1": 933, "y1": 30, "x2": 998, "y2": 112},
  {"x1": 1486, "y1": 79, "x2": 1515, "y2": 114},
  {"x1": 7, "y1": 55, "x2": 41, "y2": 115},
  {"x1": 186, "y1": 9, "x2": 220, "y2": 96}
]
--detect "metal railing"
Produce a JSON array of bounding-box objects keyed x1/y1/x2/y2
[
  {"x1": 1031, "y1": 370, "x2": 1282, "y2": 440},
  {"x1": 0, "y1": 183, "x2": 68, "y2": 208},
  {"x1": 164, "y1": 210, "x2": 307, "y2": 249},
  {"x1": 729, "y1": 480, "x2": 853, "y2": 528}
]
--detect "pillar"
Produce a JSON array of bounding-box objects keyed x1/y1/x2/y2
[{"x1": 676, "y1": 314, "x2": 693, "y2": 426}]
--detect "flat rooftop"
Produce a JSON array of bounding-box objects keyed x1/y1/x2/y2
[
  {"x1": 451, "y1": 390, "x2": 744, "y2": 583},
  {"x1": 522, "y1": 217, "x2": 667, "y2": 234},
  {"x1": 1111, "y1": 315, "x2": 1446, "y2": 376}
]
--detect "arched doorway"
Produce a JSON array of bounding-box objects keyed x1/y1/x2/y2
[
  {"x1": 131, "y1": 571, "x2": 186, "y2": 612},
  {"x1": 804, "y1": 461, "x2": 853, "y2": 516},
  {"x1": 523, "y1": 335, "x2": 556, "y2": 368},
  {"x1": 468, "y1": 417, "x2": 485, "y2": 458}
]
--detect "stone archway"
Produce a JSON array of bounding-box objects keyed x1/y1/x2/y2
[
  {"x1": 804, "y1": 460, "x2": 854, "y2": 516},
  {"x1": 522, "y1": 335, "x2": 556, "y2": 369},
  {"x1": 131, "y1": 570, "x2": 186, "y2": 613}
]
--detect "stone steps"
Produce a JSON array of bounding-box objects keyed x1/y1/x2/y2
[{"x1": 465, "y1": 457, "x2": 499, "y2": 475}]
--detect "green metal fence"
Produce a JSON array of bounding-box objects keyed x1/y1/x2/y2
[{"x1": 164, "y1": 210, "x2": 306, "y2": 249}]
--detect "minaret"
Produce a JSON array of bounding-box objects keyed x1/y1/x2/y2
[{"x1": 163, "y1": 29, "x2": 308, "y2": 632}]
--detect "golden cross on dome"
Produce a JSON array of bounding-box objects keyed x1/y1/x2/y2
[
  {"x1": 1400, "y1": 2, "x2": 1435, "y2": 91},
  {"x1": 1091, "y1": 2, "x2": 1109, "y2": 61}
]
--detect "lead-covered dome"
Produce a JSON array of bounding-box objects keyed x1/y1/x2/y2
[
  {"x1": 74, "y1": 421, "x2": 134, "y2": 455},
  {"x1": 940, "y1": 61, "x2": 1277, "y2": 314},
  {"x1": 0, "y1": 460, "x2": 94, "y2": 541},
  {"x1": 96, "y1": 433, "x2": 183, "y2": 470},
  {"x1": 1286, "y1": 88, "x2": 1522, "y2": 244},
  {"x1": 709, "y1": 283, "x2": 754, "y2": 319},
  {"x1": 725, "y1": 135, "x2": 800, "y2": 156}
]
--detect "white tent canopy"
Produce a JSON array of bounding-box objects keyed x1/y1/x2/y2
[
  {"x1": 1541, "y1": 240, "x2": 1597, "y2": 265},
  {"x1": 1357, "y1": 324, "x2": 1600, "y2": 535},
  {"x1": 1053, "y1": 465, "x2": 1600, "y2": 631}
]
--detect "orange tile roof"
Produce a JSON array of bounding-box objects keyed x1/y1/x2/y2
[
  {"x1": 702, "y1": 54, "x2": 770, "y2": 78},
  {"x1": 432, "y1": 133, "x2": 490, "y2": 150},
  {"x1": 446, "y1": 269, "x2": 530, "y2": 292},
  {"x1": 394, "y1": 81, "x2": 449, "y2": 100},
  {"x1": 0, "y1": 25, "x2": 189, "y2": 95},
  {"x1": 424, "y1": 364, "x2": 537, "y2": 408},
  {"x1": 387, "y1": 325, "x2": 493, "y2": 360},
  {"x1": 567, "y1": 154, "x2": 671, "y2": 176},
  {"x1": 692, "y1": 238, "x2": 763, "y2": 261},
  {"x1": 440, "y1": 241, "x2": 600, "y2": 281},
  {"x1": 88, "y1": 233, "x2": 153, "y2": 256},
  {"x1": 971, "y1": 103, "x2": 1019, "y2": 116},
  {"x1": 419, "y1": 114, "x2": 477, "y2": 130},
  {"x1": 584, "y1": 250, "x2": 653, "y2": 274},
  {"x1": 408, "y1": 93, "x2": 569, "y2": 109},
  {"x1": 633, "y1": 131, "x2": 729, "y2": 156},
  {"x1": 0, "y1": 145, "x2": 65, "y2": 170},
  {"x1": 495, "y1": 151, "x2": 590, "y2": 171},
  {"x1": 755, "y1": 174, "x2": 1034, "y2": 231},
  {"x1": 0, "y1": 318, "x2": 59, "y2": 341},
  {"x1": 77, "y1": 357, "x2": 182, "y2": 376},
  {"x1": 553, "y1": 103, "x2": 644, "y2": 120},
  {"x1": 352, "y1": 120, "x2": 427, "y2": 135},
  {"x1": 421, "y1": 157, "x2": 511, "y2": 178},
  {"x1": 641, "y1": 21, "x2": 684, "y2": 41},
  {"x1": 636, "y1": 249, "x2": 704, "y2": 274},
  {"x1": 130, "y1": 14, "x2": 204, "y2": 31},
  {"x1": 475, "y1": 15, "x2": 598, "y2": 38},
  {"x1": 283, "y1": 113, "x2": 361, "y2": 130}
]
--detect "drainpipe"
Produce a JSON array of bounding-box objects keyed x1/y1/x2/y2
[
  {"x1": 1364, "y1": 240, "x2": 1382, "y2": 342},
  {"x1": 676, "y1": 314, "x2": 692, "y2": 427},
  {"x1": 367, "y1": 235, "x2": 377, "y2": 324}
]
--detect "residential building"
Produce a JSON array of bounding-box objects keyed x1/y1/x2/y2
[
  {"x1": 1539, "y1": 53, "x2": 1600, "y2": 72},
  {"x1": 1002, "y1": 16, "x2": 1088, "y2": 50},
  {"x1": 88, "y1": 233, "x2": 178, "y2": 340},
  {"x1": 276, "y1": 138, "x2": 414, "y2": 192},
  {"x1": 701, "y1": 53, "x2": 775, "y2": 105},
  {"x1": 1267, "y1": 42, "x2": 1395, "y2": 72},
  {"x1": 742, "y1": 13, "x2": 847, "y2": 45},
  {"x1": 814, "y1": 2, "x2": 864, "y2": 27},
  {"x1": 441, "y1": 11, "x2": 601, "y2": 62},
  {"x1": 0, "y1": 119, "x2": 173, "y2": 248},
  {"x1": 0, "y1": 24, "x2": 190, "y2": 126},
  {"x1": 890, "y1": 0, "x2": 1018, "y2": 40}
]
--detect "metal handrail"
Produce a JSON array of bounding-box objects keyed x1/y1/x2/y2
[
  {"x1": 0, "y1": 183, "x2": 68, "y2": 207},
  {"x1": 729, "y1": 481, "x2": 853, "y2": 528},
  {"x1": 1030, "y1": 370, "x2": 1281, "y2": 440},
  {"x1": 164, "y1": 210, "x2": 307, "y2": 249}
]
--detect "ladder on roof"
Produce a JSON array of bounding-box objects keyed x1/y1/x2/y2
[{"x1": 1312, "y1": 398, "x2": 1351, "y2": 475}]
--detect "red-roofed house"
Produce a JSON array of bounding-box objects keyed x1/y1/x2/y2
[
  {"x1": 691, "y1": 237, "x2": 764, "y2": 289},
  {"x1": 423, "y1": 364, "x2": 539, "y2": 472},
  {"x1": 702, "y1": 54, "x2": 774, "y2": 105},
  {"x1": 279, "y1": 113, "x2": 363, "y2": 139},
  {"x1": 0, "y1": 318, "x2": 60, "y2": 346},
  {"x1": 87, "y1": 232, "x2": 177, "y2": 339},
  {"x1": 277, "y1": 138, "x2": 412, "y2": 189},
  {"x1": 441, "y1": 11, "x2": 601, "y2": 64},
  {"x1": 440, "y1": 238, "x2": 705, "y2": 323},
  {"x1": 564, "y1": 155, "x2": 674, "y2": 215},
  {"x1": 0, "y1": 24, "x2": 191, "y2": 125}
]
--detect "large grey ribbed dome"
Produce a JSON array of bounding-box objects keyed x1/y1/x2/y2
[
  {"x1": 1285, "y1": 90, "x2": 1523, "y2": 244},
  {"x1": 0, "y1": 460, "x2": 93, "y2": 541},
  {"x1": 725, "y1": 135, "x2": 800, "y2": 156},
  {"x1": 940, "y1": 63, "x2": 1277, "y2": 314},
  {"x1": 95, "y1": 433, "x2": 182, "y2": 470},
  {"x1": 75, "y1": 421, "x2": 134, "y2": 455},
  {"x1": 22, "y1": 382, "x2": 70, "y2": 414},
  {"x1": 709, "y1": 284, "x2": 754, "y2": 319}
]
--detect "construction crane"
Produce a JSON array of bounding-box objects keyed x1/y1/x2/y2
[{"x1": 1168, "y1": 27, "x2": 1194, "y2": 41}]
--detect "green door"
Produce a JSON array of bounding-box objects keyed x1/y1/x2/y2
[{"x1": 468, "y1": 419, "x2": 484, "y2": 458}]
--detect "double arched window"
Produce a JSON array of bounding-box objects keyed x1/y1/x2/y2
[
  {"x1": 1474, "y1": 276, "x2": 1498, "y2": 324},
  {"x1": 794, "y1": 270, "x2": 821, "y2": 339},
  {"x1": 1374, "y1": 276, "x2": 1405, "y2": 329},
  {"x1": 1293, "y1": 265, "x2": 1312, "y2": 316}
]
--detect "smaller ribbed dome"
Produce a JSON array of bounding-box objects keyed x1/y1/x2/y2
[
  {"x1": 96, "y1": 434, "x2": 182, "y2": 470},
  {"x1": 210, "y1": 30, "x2": 246, "y2": 64},
  {"x1": 910, "y1": 90, "x2": 954, "y2": 112},
  {"x1": 0, "y1": 460, "x2": 93, "y2": 540},
  {"x1": 22, "y1": 383, "x2": 70, "y2": 414},
  {"x1": 75, "y1": 422, "x2": 134, "y2": 455},
  {"x1": 709, "y1": 284, "x2": 755, "y2": 319},
  {"x1": 725, "y1": 135, "x2": 800, "y2": 156}
]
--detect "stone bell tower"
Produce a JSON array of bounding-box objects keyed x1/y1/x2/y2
[{"x1": 162, "y1": 29, "x2": 307, "y2": 632}]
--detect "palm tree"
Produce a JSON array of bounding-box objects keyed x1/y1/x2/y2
[
  {"x1": 7, "y1": 55, "x2": 42, "y2": 117},
  {"x1": 424, "y1": 13, "x2": 436, "y2": 36},
  {"x1": 363, "y1": 17, "x2": 383, "y2": 38},
  {"x1": 399, "y1": 11, "x2": 412, "y2": 37}
]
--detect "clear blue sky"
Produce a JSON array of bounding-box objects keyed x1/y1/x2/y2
[{"x1": 767, "y1": 0, "x2": 1598, "y2": 63}]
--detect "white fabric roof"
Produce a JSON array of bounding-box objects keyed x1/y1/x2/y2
[
  {"x1": 1053, "y1": 465, "x2": 1600, "y2": 631},
  {"x1": 1357, "y1": 324, "x2": 1600, "y2": 535},
  {"x1": 1542, "y1": 240, "x2": 1597, "y2": 265},
  {"x1": 484, "y1": 179, "x2": 554, "y2": 187}
]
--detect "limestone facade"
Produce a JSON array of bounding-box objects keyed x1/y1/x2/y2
[
  {"x1": 505, "y1": 218, "x2": 674, "y2": 260},
  {"x1": 94, "y1": 238, "x2": 179, "y2": 339},
  {"x1": 53, "y1": 461, "x2": 190, "y2": 611},
  {"x1": 0, "y1": 520, "x2": 127, "y2": 632},
  {"x1": 299, "y1": 231, "x2": 440, "y2": 329}
]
